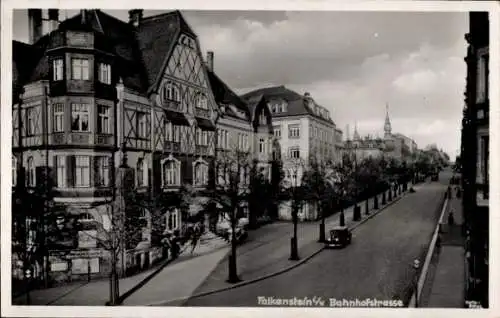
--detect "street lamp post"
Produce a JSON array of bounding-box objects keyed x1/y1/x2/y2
[{"x1": 413, "y1": 258, "x2": 421, "y2": 307}]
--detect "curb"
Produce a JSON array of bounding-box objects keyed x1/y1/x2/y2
[
  {"x1": 166, "y1": 185, "x2": 413, "y2": 306},
  {"x1": 408, "y1": 190, "x2": 449, "y2": 307}
]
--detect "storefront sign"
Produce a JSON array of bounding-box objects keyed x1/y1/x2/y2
[
  {"x1": 78, "y1": 230, "x2": 97, "y2": 248},
  {"x1": 71, "y1": 258, "x2": 99, "y2": 274},
  {"x1": 50, "y1": 262, "x2": 68, "y2": 272}
]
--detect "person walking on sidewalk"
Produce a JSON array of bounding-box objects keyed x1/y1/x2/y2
[
  {"x1": 448, "y1": 209, "x2": 455, "y2": 226},
  {"x1": 190, "y1": 223, "x2": 202, "y2": 255}
]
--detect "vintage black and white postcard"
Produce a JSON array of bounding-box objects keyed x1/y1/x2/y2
[{"x1": 1, "y1": 0, "x2": 498, "y2": 317}]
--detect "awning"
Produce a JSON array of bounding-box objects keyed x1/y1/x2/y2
[
  {"x1": 165, "y1": 110, "x2": 190, "y2": 126},
  {"x1": 196, "y1": 117, "x2": 216, "y2": 131}
]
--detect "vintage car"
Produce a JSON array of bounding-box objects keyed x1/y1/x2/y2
[{"x1": 325, "y1": 226, "x2": 352, "y2": 248}]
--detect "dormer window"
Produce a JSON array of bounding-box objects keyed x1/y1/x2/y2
[
  {"x1": 98, "y1": 63, "x2": 111, "y2": 84},
  {"x1": 71, "y1": 58, "x2": 89, "y2": 80}
]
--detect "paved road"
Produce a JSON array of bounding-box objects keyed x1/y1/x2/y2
[{"x1": 185, "y1": 173, "x2": 451, "y2": 307}]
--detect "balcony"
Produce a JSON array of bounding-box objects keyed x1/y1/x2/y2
[
  {"x1": 69, "y1": 133, "x2": 91, "y2": 145},
  {"x1": 51, "y1": 133, "x2": 67, "y2": 145},
  {"x1": 196, "y1": 145, "x2": 209, "y2": 156}
]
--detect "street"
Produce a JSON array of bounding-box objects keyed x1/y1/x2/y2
[{"x1": 184, "y1": 173, "x2": 451, "y2": 307}]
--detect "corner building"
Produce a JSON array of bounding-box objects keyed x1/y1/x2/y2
[{"x1": 12, "y1": 9, "x2": 221, "y2": 282}]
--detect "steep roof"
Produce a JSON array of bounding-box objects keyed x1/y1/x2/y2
[
  {"x1": 241, "y1": 85, "x2": 334, "y2": 124},
  {"x1": 206, "y1": 69, "x2": 250, "y2": 121},
  {"x1": 12, "y1": 10, "x2": 198, "y2": 96},
  {"x1": 12, "y1": 40, "x2": 47, "y2": 102}
]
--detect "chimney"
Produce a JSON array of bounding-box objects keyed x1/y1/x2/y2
[
  {"x1": 43, "y1": 9, "x2": 59, "y2": 35},
  {"x1": 28, "y1": 9, "x2": 43, "y2": 44},
  {"x1": 206, "y1": 51, "x2": 214, "y2": 72},
  {"x1": 128, "y1": 9, "x2": 143, "y2": 27},
  {"x1": 81, "y1": 9, "x2": 87, "y2": 24}
]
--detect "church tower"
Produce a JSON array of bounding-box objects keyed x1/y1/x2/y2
[
  {"x1": 384, "y1": 103, "x2": 392, "y2": 139},
  {"x1": 353, "y1": 121, "x2": 361, "y2": 141}
]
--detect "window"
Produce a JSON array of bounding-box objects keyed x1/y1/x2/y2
[
  {"x1": 53, "y1": 104, "x2": 64, "y2": 132},
  {"x1": 224, "y1": 130, "x2": 228, "y2": 149},
  {"x1": 476, "y1": 53, "x2": 488, "y2": 104},
  {"x1": 167, "y1": 210, "x2": 178, "y2": 230},
  {"x1": 137, "y1": 112, "x2": 147, "y2": 138},
  {"x1": 71, "y1": 58, "x2": 89, "y2": 80},
  {"x1": 162, "y1": 82, "x2": 180, "y2": 103},
  {"x1": 75, "y1": 156, "x2": 90, "y2": 187},
  {"x1": 55, "y1": 156, "x2": 66, "y2": 188},
  {"x1": 95, "y1": 156, "x2": 110, "y2": 186},
  {"x1": 193, "y1": 162, "x2": 208, "y2": 186},
  {"x1": 97, "y1": 105, "x2": 111, "y2": 134},
  {"x1": 196, "y1": 128, "x2": 202, "y2": 145},
  {"x1": 172, "y1": 125, "x2": 181, "y2": 143},
  {"x1": 165, "y1": 121, "x2": 173, "y2": 142},
  {"x1": 98, "y1": 63, "x2": 111, "y2": 84},
  {"x1": 137, "y1": 158, "x2": 147, "y2": 186},
  {"x1": 288, "y1": 124, "x2": 300, "y2": 138},
  {"x1": 259, "y1": 112, "x2": 266, "y2": 125},
  {"x1": 71, "y1": 104, "x2": 89, "y2": 132},
  {"x1": 27, "y1": 107, "x2": 36, "y2": 135},
  {"x1": 53, "y1": 58, "x2": 63, "y2": 81},
  {"x1": 162, "y1": 159, "x2": 179, "y2": 186},
  {"x1": 12, "y1": 156, "x2": 17, "y2": 187},
  {"x1": 196, "y1": 93, "x2": 208, "y2": 109},
  {"x1": 289, "y1": 148, "x2": 300, "y2": 159},
  {"x1": 274, "y1": 126, "x2": 281, "y2": 138},
  {"x1": 27, "y1": 157, "x2": 35, "y2": 187},
  {"x1": 259, "y1": 138, "x2": 265, "y2": 153}
]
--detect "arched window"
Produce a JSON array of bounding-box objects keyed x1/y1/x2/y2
[
  {"x1": 162, "y1": 158, "x2": 180, "y2": 186},
  {"x1": 12, "y1": 156, "x2": 17, "y2": 187},
  {"x1": 137, "y1": 158, "x2": 147, "y2": 187},
  {"x1": 193, "y1": 160, "x2": 208, "y2": 186},
  {"x1": 27, "y1": 157, "x2": 35, "y2": 187},
  {"x1": 162, "y1": 82, "x2": 181, "y2": 104}
]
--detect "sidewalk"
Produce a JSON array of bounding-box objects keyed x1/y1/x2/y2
[
  {"x1": 156, "y1": 183, "x2": 418, "y2": 305},
  {"x1": 12, "y1": 233, "x2": 229, "y2": 306},
  {"x1": 420, "y1": 192, "x2": 465, "y2": 307}
]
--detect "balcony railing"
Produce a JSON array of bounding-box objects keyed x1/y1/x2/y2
[
  {"x1": 164, "y1": 141, "x2": 181, "y2": 153},
  {"x1": 51, "y1": 133, "x2": 66, "y2": 145},
  {"x1": 164, "y1": 100, "x2": 182, "y2": 112},
  {"x1": 69, "y1": 133, "x2": 91, "y2": 145},
  {"x1": 195, "y1": 107, "x2": 210, "y2": 118}
]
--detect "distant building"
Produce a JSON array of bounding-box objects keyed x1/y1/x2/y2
[
  {"x1": 241, "y1": 86, "x2": 342, "y2": 221},
  {"x1": 344, "y1": 105, "x2": 417, "y2": 163}
]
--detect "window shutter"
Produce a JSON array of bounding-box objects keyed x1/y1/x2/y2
[
  {"x1": 92, "y1": 156, "x2": 99, "y2": 186},
  {"x1": 67, "y1": 156, "x2": 75, "y2": 187},
  {"x1": 54, "y1": 156, "x2": 59, "y2": 187}
]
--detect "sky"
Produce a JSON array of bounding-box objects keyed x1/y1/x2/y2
[{"x1": 13, "y1": 9, "x2": 468, "y2": 159}]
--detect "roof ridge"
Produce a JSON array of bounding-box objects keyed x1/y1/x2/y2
[{"x1": 141, "y1": 10, "x2": 179, "y2": 23}]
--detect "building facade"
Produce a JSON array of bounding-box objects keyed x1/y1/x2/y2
[
  {"x1": 241, "y1": 86, "x2": 341, "y2": 221},
  {"x1": 12, "y1": 9, "x2": 222, "y2": 283},
  {"x1": 206, "y1": 57, "x2": 274, "y2": 226},
  {"x1": 462, "y1": 11, "x2": 489, "y2": 308},
  {"x1": 344, "y1": 105, "x2": 417, "y2": 163}
]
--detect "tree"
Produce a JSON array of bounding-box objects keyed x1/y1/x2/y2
[
  {"x1": 301, "y1": 155, "x2": 335, "y2": 242},
  {"x1": 336, "y1": 154, "x2": 356, "y2": 226},
  {"x1": 357, "y1": 157, "x2": 382, "y2": 214},
  {"x1": 208, "y1": 144, "x2": 253, "y2": 283}
]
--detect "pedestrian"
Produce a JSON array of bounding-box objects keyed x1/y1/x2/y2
[
  {"x1": 448, "y1": 209, "x2": 455, "y2": 225},
  {"x1": 189, "y1": 223, "x2": 201, "y2": 255}
]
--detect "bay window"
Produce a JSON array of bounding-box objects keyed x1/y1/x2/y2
[
  {"x1": 75, "y1": 156, "x2": 90, "y2": 187},
  {"x1": 53, "y1": 103, "x2": 64, "y2": 132},
  {"x1": 162, "y1": 158, "x2": 180, "y2": 186},
  {"x1": 52, "y1": 58, "x2": 63, "y2": 81},
  {"x1": 98, "y1": 63, "x2": 111, "y2": 84},
  {"x1": 95, "y1": 156, "x2": 110, "y2": 187},
  {"x1": 97, "y1": 105, "x2": 111, "y2": 134},
  {"x1": 137, "y1": 158, "x2": 148, "y2": 187},
  {"x1": 71, "y1": 58, "x2": 89, "y2": 80},
  {"x1": 71, "y1": 104, "x2": 89, "y2": 132},
  {"x1": 55, "y1": 155, "x2": 66, "y2": 188},
  {"x1": 193, "y1": 161, "x2": 208, "y2": 186}
]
